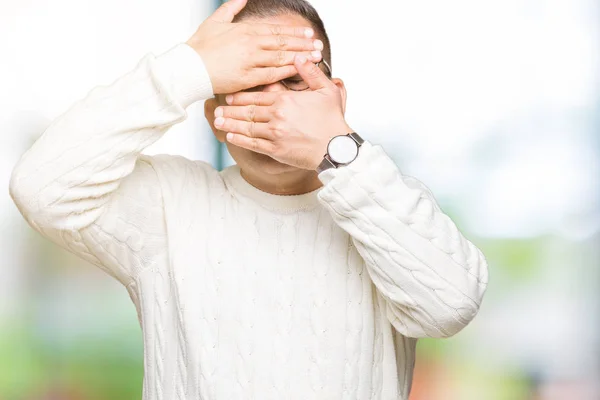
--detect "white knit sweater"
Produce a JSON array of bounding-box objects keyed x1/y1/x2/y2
[{"x1": 9, "y1": 43, "x2": 488, "y2": 400}]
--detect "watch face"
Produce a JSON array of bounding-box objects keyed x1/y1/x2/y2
[{"x1": 328, "y1": 135, "x2": 358, "y2": 164}]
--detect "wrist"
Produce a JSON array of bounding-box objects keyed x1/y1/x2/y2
[
  {"x1": 312, "y1": 120, "x2": 354, "y2": 171},
  {"x1": 153, "y1": 43, "x2": 214, "y2": 107},
  {"x1": 322, "y1": 120, "x2": 352, "y2": 144},
  {"x1": 332, "y1": 120, "x2": 353, "y2": 136},
  {"x1": 326, "y1": 120, "x2": 354, "y2": 150}
]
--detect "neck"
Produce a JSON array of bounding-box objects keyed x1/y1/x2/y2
[{"x1": 240, "y1": 166, "x2": 323, "y2": 195}]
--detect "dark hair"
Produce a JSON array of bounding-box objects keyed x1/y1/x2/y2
[{"x1": 233, "y1": 0, "x2": 332, "y2": 71}]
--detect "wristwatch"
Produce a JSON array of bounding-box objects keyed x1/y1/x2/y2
[{"x1": 316, "y1": 132, "x2": 364, "y2": 174}]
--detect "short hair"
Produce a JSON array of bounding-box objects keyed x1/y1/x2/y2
[{"x1": 233, "y1": 0, "x2": 332, "y2": 71}]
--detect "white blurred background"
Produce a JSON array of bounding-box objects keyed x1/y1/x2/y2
[{"x1": 1, "y1": 0, "x2": 598, "y2": 399}]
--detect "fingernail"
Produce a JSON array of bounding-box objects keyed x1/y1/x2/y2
[
  {"x1": 304, "y1": 28, "x2": 314, "y2": 38},
  {"x1": 214, "y1": 107, "x2": 223, "y2": 117},
  {"x1": 311, "y1": 51, "x2": 322, "y2": 60},
  {"x1": 297, "y1": 55, "x2": 307, "y2": 64},
  {"x1": 226, "y1": 95, "x2": 233, "y2": 104},
  {"x1": 215, "y1": 117, "x2": 225, "y2": 126},
  {"x1": 314, "y1": 40, "x2": 323, "y2": 51},
  {"x1": 226, "y1": 133, "x2": 234, "y2": 141}
]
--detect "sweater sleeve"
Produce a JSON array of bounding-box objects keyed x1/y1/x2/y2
[
  {"x1": 316, "y1": 140, "x2": 489, "y2": 338},
  {"x1": 8, "y1": 43, "x2": 214, "y2": 286}
]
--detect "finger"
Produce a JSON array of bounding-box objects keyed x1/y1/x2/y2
[
  {"x1": 248, "y1": 65, "x2": 305, "y2": 88},
  {"x1": 215, "y1": 105, "x2": 272, "y2": 123},
  {"x1": 210, "y1": 0, "x2": 247, "y2": 23},
  {"x1": 249, "y1": 23, "x2": 315, "y2": 39},
  {"x1": 214, "y1": 117, "x2": 272, "y2": 139},
  {"x1": 294, "y1": 54, "x2": 330, "y2": 90},
  {"x1": 252, "y1": 50, "x2": 321, "y2": 67},
  {"x1": 226, "y1": 133, "x2": 276, "y2": 156},
  {"x1": 225, "y1": 91, "x2": 279, "y2": 106},
  {"x1": 257, "y1": 35, "x2": 323, "y2": 52}
]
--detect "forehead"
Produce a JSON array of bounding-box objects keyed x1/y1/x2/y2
[{"x1": 241, "y1": 13, "x2": 314, "y2": 32}]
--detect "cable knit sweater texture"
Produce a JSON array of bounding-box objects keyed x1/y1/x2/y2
[{"x1": 9, "y1": 43, "x2": 489, "y2": 400}]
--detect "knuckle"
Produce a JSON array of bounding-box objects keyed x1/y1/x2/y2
[
  {"x1": 274, "y1": 107, "x2": 285, "y2": 119},
  {"x1": 271, "y1": 122, "x2": 285, "y2": 135},
  {"x1": 308, "y1": 63, "x2": 320, "y2": 76},
  {"x1": 271, "y1": 128, "x2": 283, "y2": 140},
  {"x1": 251, "y1": 138, "x2": 260, "y2": 151},
  {"x1": 240, "y1": 60, "x2": 251, "y2": 75},
  {"x1": 265, "y1": 67, "x2": 277, "y2": 83},
  {"x1": 270, "y1": 141, "x2": 281, "y2": 155},
  {"x1": 248, "y1": 121, "x2": 255, "y2": 136},
  {"x1": 277, "y1": 34, "x2": 287, "y2": 48},
  {"x1": 253, "y1": 92, "x2": 263, "y2": 106},
  {"x1": 271, "y1": 24, "x2": 282, "y2": 35},
  {"x1": 275, "y1": 50, "x2": 286, "y2": 66},
  {"x1": 247, "y1": 104, "x2": 256, "y2": 121}
]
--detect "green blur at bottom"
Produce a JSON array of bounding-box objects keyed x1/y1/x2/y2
[{"x1": 0, "y1": 321, "x2": 143, "y2": 400}]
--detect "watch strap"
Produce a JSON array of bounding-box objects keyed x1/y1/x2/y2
[
  {"x1": 348, "y1": 132, "x2": 364, "y2": 146},
  {"x1": 316, "y1": 154, "x2": 336, "y2": 174}
]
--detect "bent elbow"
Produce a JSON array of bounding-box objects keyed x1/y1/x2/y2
[
  {"x1": 436, "y1": 303, "x2": 482, "y2": 338},
  {"x1": 9, "y1": 167, "x2": 105, "y2": 232},
  {"x1": 387, "y1": 298, "x2": 482, "y2": 339},
  {"x1": 9, "y1": 164, "x2": 37, "y2": 219}
]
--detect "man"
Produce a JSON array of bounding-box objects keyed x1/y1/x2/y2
[{"x1": 9, "y1": 0, "x2": 489, "y2": 399}]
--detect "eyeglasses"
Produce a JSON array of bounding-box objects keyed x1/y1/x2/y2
[
  {"x1": 244, "y1": 59, "x2": 332, "y2": 93},
  {"x1": 280, "y1": 59, "x2": 332, "y2": 91}
]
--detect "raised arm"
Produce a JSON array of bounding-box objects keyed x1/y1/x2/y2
[
  {"x1": 9, "y1": 0, "x2": 322, "y2": 286},
  {"x1": 8, "y1": 43, "x2": 212, "y2": 285}
]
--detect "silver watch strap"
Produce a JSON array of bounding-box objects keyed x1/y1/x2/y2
[
  {"x1": 316, "y1": 156, "x2": 336, "y2": 174},
  {"x1": 349, "y1": 132, "x2": 364, "y2": 145}
]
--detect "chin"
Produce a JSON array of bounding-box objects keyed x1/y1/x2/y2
[
  {"x1": 228, "y1": 145, "x2": 299, "y2": 175},
  {"x1": 255, "y1": 153, "x2": 298, "y2": 175}
]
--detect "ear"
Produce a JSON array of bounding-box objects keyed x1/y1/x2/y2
[
  {"x1": 204, "y1": 97, "x2": 226, "y2": 143},
  {"x1": 331, "y1": 78, "x2": 348, "y2": 114}
]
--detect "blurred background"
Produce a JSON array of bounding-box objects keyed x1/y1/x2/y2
[{"x1": 1, "y1": 0, "x2": 599, "y2": 399}]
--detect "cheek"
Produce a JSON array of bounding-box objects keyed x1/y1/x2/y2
[
  {"x1": 214, "y1": 131, "x2": 227, "y2": 142},
  {"x1": 226, "y1": 142, "x2": 257, "y2": 162}
]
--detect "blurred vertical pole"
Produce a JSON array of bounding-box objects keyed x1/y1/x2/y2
[
  {"x1": 214, "y1": 0, "x2": 226, "y2": 171},
  {"x1": 591, "y1": 0, "x2": 600, "y2": 277},
  {"x1": 187, "y1": 0, "x2": 223, "y2": 168}
]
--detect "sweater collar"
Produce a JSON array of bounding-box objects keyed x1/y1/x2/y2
[{"x1": 221, "y1": 164, "x2": 323, "y2": 213}]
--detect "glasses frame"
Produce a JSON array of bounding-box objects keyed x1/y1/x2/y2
[{"x1": 279, "y1": 59, "x2": 332, "y2": 91}]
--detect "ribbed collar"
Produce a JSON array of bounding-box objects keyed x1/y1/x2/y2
[{"x1": 220, "y1": 164, "x2": 323, "y2": 213}]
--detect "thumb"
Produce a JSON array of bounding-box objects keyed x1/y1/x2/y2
[
  {"x1": 210, "y1": 0, "x2": 247, "y2": 23},
  {"x1": 295, "y1": 54, "x2": 329, "y2": 91}
]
